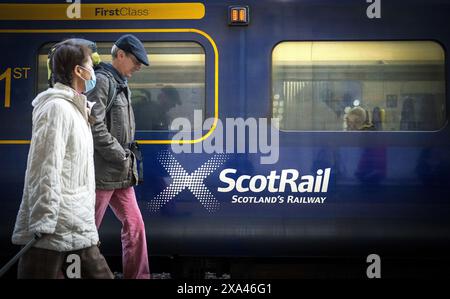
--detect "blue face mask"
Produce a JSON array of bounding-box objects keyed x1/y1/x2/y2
[{"x1": 79, "y1": 66, "x2": 96, "y2": 93}]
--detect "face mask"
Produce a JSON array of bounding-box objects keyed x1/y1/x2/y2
[{"x1": 79, "y1": 66, "x2": 96, "y2": 93}]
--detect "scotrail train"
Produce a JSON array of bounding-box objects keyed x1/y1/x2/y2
[{"x1": 1, "y1": 0, "x2": 450, "y2": 277}]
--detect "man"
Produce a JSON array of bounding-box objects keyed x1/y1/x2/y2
[{"x1": 86, "y1": 34, "x2": 150, "y2": 279}]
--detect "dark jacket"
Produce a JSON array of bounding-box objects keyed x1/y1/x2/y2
[{"x1": 86, "y1": 62, "x2": 138, "y2": 190}]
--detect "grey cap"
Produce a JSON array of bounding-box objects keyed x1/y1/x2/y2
[{"x1": 115, "y1": 34, "x2": 149, "y2": 66}]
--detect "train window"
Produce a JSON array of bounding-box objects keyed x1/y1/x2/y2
[
  {"x1": 272, "y1": 41, "x2": 446, "y2": 131},
  {"x1": 38, "y1": 41, "x2": 205, "y2": 131}
]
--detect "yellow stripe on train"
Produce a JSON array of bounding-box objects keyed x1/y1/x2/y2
[{"x1": 0, "y1": 3, "x2": 205, "y2": 21}]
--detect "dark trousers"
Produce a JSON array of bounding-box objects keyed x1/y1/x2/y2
[{"x1": 17, "y1": 245, "x2": 114, "y2": 279}]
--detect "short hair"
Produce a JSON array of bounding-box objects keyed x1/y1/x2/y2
[
  {"x1": 111, "y1": 44, "x2": 136, "y2": 61},
  {"x1": 111, "y1": 44, "x2": 120, "y2": 59},
  {"x1": 51, "y1": 41, "x2": 92, "y2": 86}
]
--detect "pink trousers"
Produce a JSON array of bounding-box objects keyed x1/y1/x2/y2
[{"x1": 95, "y1": 187, "x2": 150, "y2": 279}]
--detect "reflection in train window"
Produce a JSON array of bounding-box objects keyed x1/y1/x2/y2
[
  {"x1": 38, "y1": 41, "x2": 205, "y2": 131},
  {"x1": 272, "y1": 41, "x2": 446, "y2": 131}
]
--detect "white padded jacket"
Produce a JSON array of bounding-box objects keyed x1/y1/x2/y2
[{"x1": 12, "y1": 83, "x2": 99, "y2": 252}]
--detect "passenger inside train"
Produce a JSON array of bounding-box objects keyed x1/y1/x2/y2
[
  {"x1": 134, "y1": 86, "x2": 181, "y2": 131},
  {"x1": 344, "y1": 106, "x2": 375, "y2": 131}
]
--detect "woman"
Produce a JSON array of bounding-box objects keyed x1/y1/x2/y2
[{"x1": 12, "y1": 41, "x2": 113, "y2": 279}]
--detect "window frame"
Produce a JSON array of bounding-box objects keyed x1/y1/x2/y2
[{"x1": 30, "y1": 28, "x2": 219, "y2": 145}]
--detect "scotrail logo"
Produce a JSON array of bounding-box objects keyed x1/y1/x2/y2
[
  {"x1": 218, "y1": 168, "x2": 331, "y2": 193},
  {"x1": 148, "y1": 151, "x2": 228, "y2": 213},
  {"x1": 149, "y1": 151, "x2": 332, "y2": 213}
]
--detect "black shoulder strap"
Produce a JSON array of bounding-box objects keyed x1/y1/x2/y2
[{"x1": 95, "y1": 69, "x2": 117, "y2": 113}]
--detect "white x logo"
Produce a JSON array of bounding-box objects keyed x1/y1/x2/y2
[{"x1": 149, "y1": 151, "x2": 228, "y2": 213}]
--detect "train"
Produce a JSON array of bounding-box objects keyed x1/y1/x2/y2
[{"x1": 1, "y1": 0, "x2": 450, "y2": 278}]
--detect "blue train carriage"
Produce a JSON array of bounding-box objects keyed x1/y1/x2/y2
[{"x1": 0, "y1": 0, "x2": 449, "y2": 275}]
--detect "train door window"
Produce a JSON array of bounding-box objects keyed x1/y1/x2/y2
[
  {"x1": 272, "y1": 41, "x2": 446, "y2": 131},
  {"x1": 38, "y1": 41, "x2": 205, "y2": 131}
]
